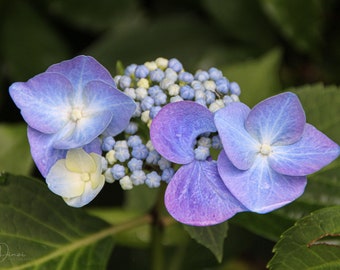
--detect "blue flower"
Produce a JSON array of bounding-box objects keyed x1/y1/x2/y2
[
  {"x1": 9, "y1": 55, "x2": 136, "y2": 176},
  {"x1": 214, "y1": 92, "x2": 340, "y2": 213},
  {"x1": 151, "y1": 101, "x2": 246, "y2": 226}
]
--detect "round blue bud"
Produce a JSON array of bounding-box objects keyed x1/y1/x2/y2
[
  {"x1": 229, "y1": 82, "x2": 241, "y2": 95},
  {"x1": 194, "y1": 145, "x2": 210, "y2": 161},
  {"x1": 161, "y1": 168, "x2": 175, "y2": 183},
  {"x1": 125, "y1": 64, "x2": 137, "y2": 76},
  {"x1": 146, "y1": 150, "x2": 161, "y2": 164},
  {"x1": 208, "y1": 67, "x2": 223, "y2": 80},
  {"x1": 178, "y1": 71, "x2": 194, "y2": 83},
  {"x1": 119, "y1": 75, "x2": 132, "y2": 89},
  {"x1": 111, "y1": 164, "x2": 126, "y2": 180},
  {"x1": 102, "y1": 136, "x2": 116, "y2": 151},
  {"x1": 168, "y1": 58, "x2": 183, "y2": 72},
  {"x1": 141, "y1": 96, "x2": 155, "y2": 111},
  {"x1": 150, "y1": 68, "x2": 165, "y2": 82},
  {"x1": 145, "y1": 171, "x2": 161, "y2": 188},
  {"x1": 149, "y1": 106, "x2": 162, "y2": 119},
  {"x1": 154, "y1": 92, "x2": 167, "y2": 105},
  {"x1": 180, "y1": 85, "x2": 195, "y2": 100},
  {"x1": 223, "y1": 95, "x2": 233, "y2": 105},
  {"x1": 127, "y1": 135, "x2": 142, "y2": 147},
  {"x1": 195, "y1": 98, "x2": 207, "y2": 107},
  {"x1": 195, "y1": 70, "x2": 210, "y2": 82},
  {"x1": 148, "y1": 85, "x2": 162, "y2": 97},
  {"x1": 212, "y1": 135, "x2": 222, "y2": 149},
  {"x1": 124, "y1": 122, "x2": 138, "y2": 134},
  {"x1": 191, "y1": 80, "x2": 205, "y2": 92},
  {"x1": 130, "y1": 170, "x2": 146, "y2": 185},
  {"x1": 216, "y1": 77, "x2": 230, "y2": 94},
  {"x1": 158, "y1": 157, "x2": 171, "y2": 170},
  {"x1": 114, "y1": 141, "x2": 130, "y2": 162},
  {"x1": 205, "y1": 90, "x2": 216, "y2": 104},
  {"x1": 131, "y1": 144, "x2": 149, "y2": 160},
  {"x1": 164, "y1": 68, "x2": 178, "y2": 82},
  {"x1": 127, "y1": 158, "x2": 143, "y2": 171},
  {"x1": 135, "y1": 65, "x2": 149, "y2": 78}
]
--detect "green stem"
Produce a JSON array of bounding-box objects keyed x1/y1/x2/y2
[{"x1": 150, "y1": 182, "x2": 167, "y2": 270}]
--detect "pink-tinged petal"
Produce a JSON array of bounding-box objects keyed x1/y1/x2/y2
[
  {"x1": 165, "y1": 160, "x2": 246, "y2": 226},
  {"x1": 46, "y1": 55, "x2": 116, "y2": 91},
  {"x1": 151, "y1": 101, "x2": 216, "y2": 164},
  {"x1": 214, "y1": 102, "x2": 259, "y2": 170},
  {"x1": 218, "y1": 150, "x2": 307, "y2": 213},
  {"x1": 9, "y1": 73, "x2": 72, "y2": 134},
  {"x1": 28, "y1": 127, "x2": 102, "y2": 177},
  {"x1": 245, "y1": 92, "x2": 306, "y2": 145},
  {"x1": 269, "y1": 124, "x2": 340, "y2": 176}
]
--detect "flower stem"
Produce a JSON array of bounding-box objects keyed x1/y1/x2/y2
[{"x1": 150, "y1": 182, "x2": 167, "y2": 270}]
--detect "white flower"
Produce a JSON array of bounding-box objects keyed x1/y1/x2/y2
[{"x1": 46, "y1": 148, "x2": 105, "y2": 207}]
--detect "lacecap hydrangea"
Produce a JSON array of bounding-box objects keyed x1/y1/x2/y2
[{"x1": 9, "y1": 56, "x2": 339, "y2": 227}]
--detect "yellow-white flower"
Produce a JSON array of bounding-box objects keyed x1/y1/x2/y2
[{"x1": 46, "y1": 148, "x2": 105, "y2": 207}]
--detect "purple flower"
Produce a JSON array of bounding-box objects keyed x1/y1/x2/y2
[
  {"x1": 9, "y1": 55, "x2": 136, "y2": 176},
  {"x1": 214, "y1": 92, "x2": 339, "y2": 213},
  {"x1": 151, "y1": 101, "x2": 246, "y2": 226}
]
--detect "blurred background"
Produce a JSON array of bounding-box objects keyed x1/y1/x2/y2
[{"x1": 0, "y1": 0, "x2": 339, "y2": 269}]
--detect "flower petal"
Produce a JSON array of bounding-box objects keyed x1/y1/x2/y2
[
  {"x1": 245, "y1": 92, "x2": 306, "y2": 145},
  {"x1": 165, "y1": 160, "x2": 246, "y2": 226},
  {"x1": 217, "y1": 150, "x2": 307, "y2": 213},
  {"x1": 65, "y1": 148, "x2": 96, "y2": 173},
  {"x1": 214, "y1": 102, "x2": 259, "y2": 170},
  {"x1": 9, "y1": 73, "x2": 72, "y2": 134},
  {"x1": 269, "y1": 124, "x2": 340, "y2": 176},
  {"x1": 28, "y1": 127, "x2": 67, "y2": 177},
  {"x1": 28, "y1": 127, "x2": 102, "y2": 177},
  {"x1": 46, "y1": 55, "x2": 116, "y2": 91},
  {"x1": 63, "y1": 174, "x2": 105, "y2": 208},
  {"x1": 46, "y1": 159, "x2": 85, "y2": 198},
  {"x1": 151, "y1": 101, "x2": 216, "y2": 164}
]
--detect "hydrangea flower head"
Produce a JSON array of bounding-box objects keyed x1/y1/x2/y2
[
  {"x1": 215, "y1": 92, "x2": 340, "y2": 213},
  {"x1": 46, "y1": 148, "x2": 105, "y2": 207},
  {"x1": 151, "y1": 101, "x2": 246, "y2": 226},
  {"x1": 9, "y1": 55, "x2": 136, "y2": 175}
]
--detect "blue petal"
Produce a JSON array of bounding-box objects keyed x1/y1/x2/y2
[
  {"x1": 28, "y1": 127, "x2": 67, "y2": 177},
  {"x1": 151, "y1": 101, "x2": 216, "y2": 164},
  {"x1": 165, "y1": 160, "x2": 246, "y2": 226},
  {"x1": 28, "y1": 127, "x2": 102, "y2": 177},
  {"x1": 9, "y1": 73, "x2": 73, "y2": 134},
  {"x1": 269, "y1": 124, "x2": 340, "y2": 176},
  {"x1": 53, "y1": 80, "x2": 134, "y2": 148},
  {"x1": 217, "y1": 150, "x2": 307, "y2": 213},
  {"x1": 214, "y1": 102, "x2": 259, "y2": 170},
  {"x1": 46, "y1": 55, "x2": 116, "y2": 91},
  {"x1": 245, "y1": 92, "x2": 306, "y2": 145}
]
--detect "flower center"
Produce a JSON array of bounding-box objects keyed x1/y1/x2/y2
[
  {"x1": 81, "y1": 173, "x2": 90, "y2": 182},
  {"x1": 259, "y1": 144, "x2": 272, "y2": 156},
  {"x1": 70, "y1": 108, "x2": 83, "y2": 122}
]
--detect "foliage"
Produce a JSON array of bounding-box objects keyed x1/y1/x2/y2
[{"x1": 0, "y1": 0, "x2": 339, "y2": 269}]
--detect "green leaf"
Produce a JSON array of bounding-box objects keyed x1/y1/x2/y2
[
  {"x1": 0, "y1": 174, "x2": 114, "y2": 269},
  {"x1": 0, "y1": 124, "x2": 33, "y2": 175},
  {"x1": 222, "y1": 48, "x2": 282, "y2": 107},
  {"x1": 260, "y1": 0, "x2": 323, "y2": 53},
  {"x1": 184, "y1": 221, "x2": 228, "y2": 262},
  {"x1": 47, "y1": 0, "x2": 137, "y2": 31},
  {"x1": 268, "y1": 206, "x2": 340, "y2": 270},
  {"x1": 292, "y1": 83, "x2": 340, "y2": 142},
  {"x1": 1, "y1": 1, "x2": 69, "y2": 81},
  {"x1": 202, "y1": 0, "x2": 277, "y2": 49}
]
